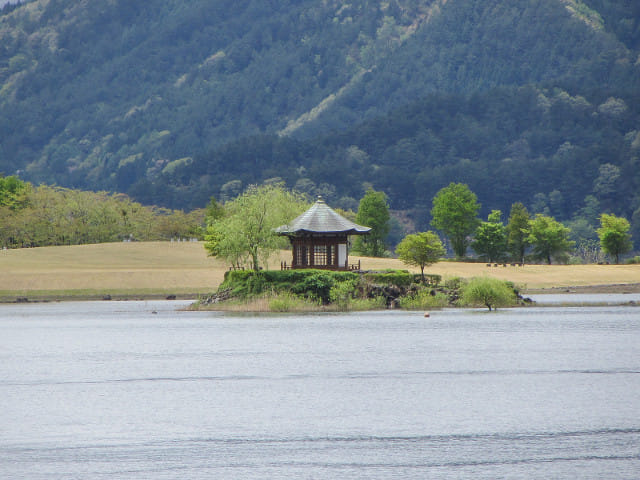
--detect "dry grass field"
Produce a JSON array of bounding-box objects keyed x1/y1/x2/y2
[
  {"x1": 0, "y1": 242, "x2": 227, "y2": 300},
  {"x1": 1, "y1": 241, "x2": 639, "y2": 301}
]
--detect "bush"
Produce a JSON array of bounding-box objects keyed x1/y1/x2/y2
[
  {"x1": 398, "y1": 289, "x2": 450, "y2": 309},
  {"x1": 291, "y1": 271, "x2": 336, "y2": 303},
  {"x1": 363, "y1": 271, "x2": 413, "y2": 287},
  {"x1": 444, "y1": 277, "x2": 465, "y2": 290},
  {"x1": 625, "y1": 256, "x2": 640, "y2": 264},
  {"x1": 459, "y1": 277, "x2": 517, "y2": 311},
  {"x1": 328, "y1": 279, "x2": 358, "y2": 308},
  {"x1": 221, "y1": 269, "x2": 360, "y2": 303},
  {"x1": 414, "y1": 273, "x2": 442, "y2": 285}
]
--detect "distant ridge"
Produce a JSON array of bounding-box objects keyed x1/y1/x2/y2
[{"x1": 0, "y1": 0, "x2": 638, "y2": 227}]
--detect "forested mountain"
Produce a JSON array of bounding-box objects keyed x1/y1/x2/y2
[{"x1": 1, "y1": 0, "x2": 639, "y2": 232}]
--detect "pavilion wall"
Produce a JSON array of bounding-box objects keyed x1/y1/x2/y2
[{"x1": 289, "y1": 235, "x2": 349, "y2": 270}]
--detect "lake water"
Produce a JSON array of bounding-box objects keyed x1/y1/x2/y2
[
  {"x1": 527, "y1": 293, "x2": 640, "y2": 306},
  {"x1": 1, "y1": 301, "x2": 639, "y2": 479}
]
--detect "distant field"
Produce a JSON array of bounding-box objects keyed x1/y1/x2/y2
[
  {"x1": 1, "y1": 242, "x2": 639, "y2": 301},
  {"x1": 0, "y1": 242, "x2": 227, "y2": 301}
]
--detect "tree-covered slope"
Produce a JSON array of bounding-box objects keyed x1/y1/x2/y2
[
  {"x1": 0, "y1": 0, "x2": 638, "y2": 213},
  {"x1": 156, "y1": 84, "x2": 640, "y2": 228}
]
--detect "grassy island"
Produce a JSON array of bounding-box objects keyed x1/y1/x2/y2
[{"x1": 192, "y1": 269, "x2": 527, "y2": 312}]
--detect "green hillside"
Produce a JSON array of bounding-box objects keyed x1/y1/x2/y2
[
  {"x1": 1, "y1": 0, "x2": 639, "y2": 231},
  {"x1": 159, "y1": 85, "x2": 640, "y2": 226}
]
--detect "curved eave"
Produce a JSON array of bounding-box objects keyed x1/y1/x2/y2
[
  {"x1": 275, "y1": 198, "x2": 371, "y2": 236},
  {"x1": 277, "y1": 227, "x2": 371, "y2": 237}
]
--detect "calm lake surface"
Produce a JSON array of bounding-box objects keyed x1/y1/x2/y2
[{"x1": 1, "y1": 301, "x2": 639, "y2": 479}]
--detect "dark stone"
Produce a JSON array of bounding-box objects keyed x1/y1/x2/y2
[
  {"x1": 201, "y1": 288, "x2": 234, "y2": 305},
  {"x1": 15, "y1": 297, "x2": 28, "y2": 303},
  {"x1": 166, "y1": 295, "x2": 177, "y2": 300},
  {"x1": 103, "y1": 295, "x2": 112, "y2": 301}
]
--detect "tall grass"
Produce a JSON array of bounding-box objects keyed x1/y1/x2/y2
[
  {"x1": 398, "y1": 289, "x2": 450, "y2": 309},
  {"x1": 268, "y1": 292, "x2": 323, "y2": 312}
]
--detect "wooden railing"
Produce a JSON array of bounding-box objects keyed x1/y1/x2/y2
[{"x1": 281, "y1": 260, "x2": 361, "y2": 271}]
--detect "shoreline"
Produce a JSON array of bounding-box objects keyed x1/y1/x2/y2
[
  {"x1": 2, "y1": 283, "x2": 640, "y2": 304},
  {"x1": 0, "y1": 292, "x2": 203, "y2": 304},
  {"x1": 524, "y1": 283, "x2": 640, "y2": 294}
]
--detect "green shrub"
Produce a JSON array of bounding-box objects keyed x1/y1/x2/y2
[
  {"x1": 363, "y1": 271, "x2": 413, "y2": 287},
  {"x1": 625, "y1": 256, "x2": 640, "y2": 264},
  {"x1": 398, "y1": 289, "x2": 450, "y2": 309},
  {"x1": 444, "y1": 277, "x2": 465, "y2": 290},
  {"x1": 221, "y1": 269, "x2": 360, "y2": 301},
  {"x1": 291, "y1": 271, "x2": 336, "y2": 303},
  {"x1": 412, "y1": 273, "x2": 442, "y2": 285},
  {"x1": 328, "y1": 278, "x2": 359, "y2": 308}
]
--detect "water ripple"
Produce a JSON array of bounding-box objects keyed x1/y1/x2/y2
[{"x1": 2, "y1": 368, "x2": 638, "y2": 387}]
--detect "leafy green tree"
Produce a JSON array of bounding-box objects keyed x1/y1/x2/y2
[
  {"x1": 430, "y1": 183, "x2": 480, "y2": 258},
  {"x1": 396, "y1": 231, "x2": 445, "y2": 282},
  {"x1": 0, "y1": 181, "x2": 206, "y2": 248},
  {"x1": 460, "y1": 277, "x2": 516, "y2": 311},
  {"x1": 204, "y1": 184, "x2": 308, "y2": 271},
  {"x1": 506, "y1": 202, "x2": 530, "y2": 263},
  {"x1": 597, "y1": 213, "x2": 632, "y2": 264},
  {"x1": 204, "y1": 214, "x2": 250, "y2": 270},
  {"x1": 527, "y1": 214, "x2": 575, "y2": 264},
  {"x1": 205, "y1": 196, "x2": 225, "y2": 224},
  {"x1": 472, "y1": 210, "x2": 507, "y2": 262},
  {"x1": 353, "y1": 188, "x2": 390, "y2": 257},
  {"x1": 0, "y1": 175, "x2": 29, "y2": 210}
]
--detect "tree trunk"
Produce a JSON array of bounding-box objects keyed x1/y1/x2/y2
[{"x1": 251, "y1": 250, "x2": 260, "y2": 271}]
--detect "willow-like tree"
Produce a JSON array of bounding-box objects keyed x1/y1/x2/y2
[
  {"x1": 460, "y1": 277, "x2": 516, "y2": 311},
  {"x1": 597, "y1": 213, "x2": 632, "y2": 264},
  {"x1": 204, "y1": 184, "x2": 308, "y2": 271},
  {"x1": 430, "y1": 183, "x2": 480, "y2": 258}
]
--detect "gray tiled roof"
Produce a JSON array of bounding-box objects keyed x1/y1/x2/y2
[{"x1": 275, "y1": 198, "x2": 371, "y2": 235}]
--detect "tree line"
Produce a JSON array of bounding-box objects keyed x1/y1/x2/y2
[
  {"x1": 339, "y1": 183, "x2": 634, "y2": 266},
  {"x1": 2, "y1": 176, "x2": 635, "y2": 267},
  {"x1": 0, "y1": 176, "x2": 204, "y2": 248},
  {"x1": 201, "y1": 182, "x2": 636, "y2": 273},
  {"x1": 399, "y1": 182, "x2": 635, "y2": 266}
]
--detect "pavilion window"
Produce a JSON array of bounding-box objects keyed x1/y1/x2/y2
[{"x1": 313, "y1": 244, "x2": 327, "y2": 266}]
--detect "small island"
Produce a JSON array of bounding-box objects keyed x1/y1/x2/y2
[
  {"x1": 196, "y1": 189, "x2": 528, "y2": 312},
  {"x1": 193, "y1": 268, "x2": 529, "y2": 313}
]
